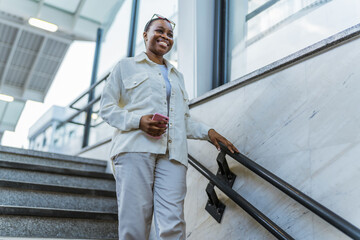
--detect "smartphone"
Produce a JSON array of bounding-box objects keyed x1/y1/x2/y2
[
  {"x1": 152, "y1": 113, "x2": 169, "y2": 127},
  {"x1": 149, "y1": 113, "x2": 169, "y2": 139}
]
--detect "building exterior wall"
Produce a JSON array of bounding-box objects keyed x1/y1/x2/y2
[{"x1": 184, "y1": 31, "x2": 360, "y2": 240}]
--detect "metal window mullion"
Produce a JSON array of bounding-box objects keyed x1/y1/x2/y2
[
  {"x1": 127, "y1": 0, "x2": 140, "y2": 57},
  {"x1": 223, "y1": 0, "x2": 230, "y2": 85},
  {"x1": 212, "y1": 0, "x2": 230, "y2": 89},
  {"x1": 212, "y1": 0, "x2": 222, "y2": 89}
]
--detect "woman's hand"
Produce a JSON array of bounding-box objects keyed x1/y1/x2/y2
[
  {"x1": 139, "y1": 114, "x2": 168, "y2": 137},
  {"x1": 208, "y1": 129, "x2": 239, "y2": 154}
]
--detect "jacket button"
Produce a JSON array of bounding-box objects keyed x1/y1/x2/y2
[
  {"x1": 158, "y1": 73, "x2": 161, "y2": 75},
  {"x1": 134, "y1": 81, "x2": 136, "y2": 84},
  {"x1": 170, "y1": 123, "x2": 173, "y2": 127},
  {"x1": 168, "y1": 139, "x2": 172, "y2": 143}
]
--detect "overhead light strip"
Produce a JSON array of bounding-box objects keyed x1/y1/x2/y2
[
  {"x1": 28, "y1": 17, "x2": 58, "y2": 32},
  {"x1": 0, "y1": 94, "x2": 14, "y2": 102}
]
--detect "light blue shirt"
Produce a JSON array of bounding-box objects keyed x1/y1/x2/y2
[{"x1": 159, "y1": 64, "x2": 171, "y2": 114}]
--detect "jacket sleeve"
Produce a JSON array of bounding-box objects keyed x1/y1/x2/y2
[
  {"x1": 185, "y1": 105, "x2": 212, "y2": 140},
  {"x1": 183, "y1": 95, "x2": 212, "y2": 140},
  {"x1": 99, "y1": 62, "x2": 142, "y2": 131}
]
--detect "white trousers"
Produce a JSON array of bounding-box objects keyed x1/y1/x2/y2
[{"x1": 113, "y1": 151, "x2": 187, "y2": 240}]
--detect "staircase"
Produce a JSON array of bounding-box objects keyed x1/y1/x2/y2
[{"x1": 0, "y1": 146, "x2": 118, "y2": 239}]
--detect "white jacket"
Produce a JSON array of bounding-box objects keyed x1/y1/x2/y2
[{"x1": 99, "y1": 52, "x2": 211, "y2": 166}]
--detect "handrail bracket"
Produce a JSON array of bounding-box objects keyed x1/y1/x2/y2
[
  {"x1": 205, "y1": 182, "x2": 226, "y2": 223},
  {"x1": 216, "y1": 152, "x2": 236, "y2": 187}
]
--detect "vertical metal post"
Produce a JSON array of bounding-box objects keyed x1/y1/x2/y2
[
  {"x1": 223, "y1": 0, "x2": 230, "y2": 85},
  {"x1": 212, "y1": 0, "x2": 221, "y2": 89},
  {"x1": 212, "y1": 0, "x2": 230, "y2": 89},
  {"x1": 82, "y1": 28, "x2": 103, "y2": 148},
  {"x1": 127, "y1": 0, "x2": 140, "y2": 57}
]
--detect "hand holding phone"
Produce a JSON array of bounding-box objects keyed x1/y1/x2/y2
[
  {"x1": 149, "y1": 113, "x2": 169, "y2": 139},
  {"x1": 152, "y1": 113, "x2": 169, "y2": 126}
]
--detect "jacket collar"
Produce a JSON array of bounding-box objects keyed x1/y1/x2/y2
[{"x1": 134, "y1": 52, "x2": 177, "y2": 73}]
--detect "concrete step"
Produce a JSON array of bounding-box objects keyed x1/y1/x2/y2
[
  {"x1": 0, "y1": 161, "x2": 115, "y2": 191},
  {"x1": 0, "y1": 206, "x2": 117, "y2": 239},
  {"x1": 0, "y1": 180, "x2": 117, "y2": 212},
  {"x1": 0, "y1": 238, "x2": 116, "y2": 240},
  {"x1": 0, "y1": 146, "x2": 107, "y2": 172}
]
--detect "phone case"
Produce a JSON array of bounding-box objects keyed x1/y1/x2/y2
[
  {"x1": 148, "y1": 113, "x2": 169, "y2": 139},
  {"x1": 152, "y1": 113, "x2": 169, "y2": 127}
]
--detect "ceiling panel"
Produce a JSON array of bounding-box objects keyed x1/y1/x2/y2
[
  {"x1": 35, "y1": 57, "x2": 58, "y2": 75},
  {"x1": 0, "y1": 45, "x2": 11, "y2": 63},
  {"x1": 2, "y1": 99, "x2": 24, "y2": 122},
  {"x1": 5, "y1": 67, "x2": 28, "y2": 87},
  {"x1": 43, "y1": 39, "x2": 68, "y2": 58},
  {"x1": 0, "y1": 99, "x2": 25, "y2": 132},
  {"x1": 0, "y1": 13, "x2": 71, "y2": 102},
  {"x1": 18, "y1": 31, "x2": 44, "y2": 51},
  {"x1": 0, "y1": 23, "x2": 18, "y2": 44},
  {"x1": 12, "y1": 49, "x2": 36, "y2": 69},
  {"x1": 81, "y1": 0, "x2": 119, "y2": 23},
  {"x1": 28, "y1": 73, "x2": 49, "y2": 91},
  {"x1": 44, "y1": 0, "x2": 81, "y2": 14}
]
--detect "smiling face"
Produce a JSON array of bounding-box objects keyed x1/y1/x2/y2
[{"x1": 143, "y1": 19, "x2": 174, "y2": 57}]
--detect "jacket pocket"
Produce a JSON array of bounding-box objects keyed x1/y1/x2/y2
[
  {"x1": 123, "y1": 72, "x2": 149, "y2": 89},
  {"x1": 122, "y1": 72, "x2": 152, "y2": 102}
]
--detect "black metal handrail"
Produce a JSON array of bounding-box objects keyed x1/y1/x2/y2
[
  {"x1": 68, "y1": 74, "x2": 109, "y2": 110},
  {"x1": 188, "y1": 154, "x2": 294, "y2": 240},
  {"x1": 56, "y1": 96, "x2": 101, "y2": 129},
  {"x1": 217, "y1": 142, "x2": 360, "y2": 239}
]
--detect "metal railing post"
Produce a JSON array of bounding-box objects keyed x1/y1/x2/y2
[{"x1": 82, "y1": 28, "x2": 103, "y2": 148}]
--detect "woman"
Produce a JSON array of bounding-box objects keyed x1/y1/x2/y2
[{"x1": 99, "y1": 14, "x2": 239, "y2": 240}]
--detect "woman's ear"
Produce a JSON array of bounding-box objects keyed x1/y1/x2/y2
[{"x1": 143, "y1": 31, "x2": 148, "y2": 42}]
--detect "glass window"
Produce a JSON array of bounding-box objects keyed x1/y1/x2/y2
[
  {"x1": 229, "y1": 0, "x2": 360, "y2": 81},
  {"x1": 98, "y1": 0, "x2": 132, "y2": 76},
  {"x1": 134, "y1": 0, "x2": 178, "y2": 65}
]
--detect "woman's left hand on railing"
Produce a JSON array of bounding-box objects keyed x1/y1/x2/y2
[{"x1": 208, "y1": 129, "x2": 239, "y2": 154}]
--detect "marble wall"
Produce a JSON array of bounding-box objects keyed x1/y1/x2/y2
[{"x1": 184, "y1": 36, "x2": 360, "y2": 239}]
